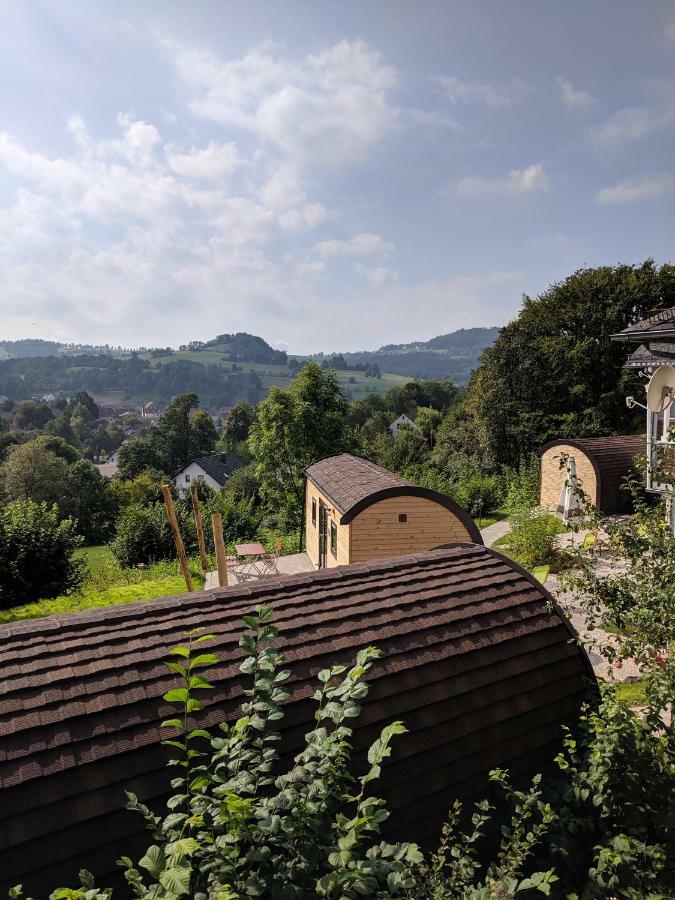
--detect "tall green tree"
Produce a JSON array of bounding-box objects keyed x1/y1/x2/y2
[
  {"x1": 449, "y1": 261, "x2": 675, "y2": 470},
  {"x1": 189, "y1": 410, "x2": 218, "y2": 457},
  {"x1": 154, "y1": 392, "x2": 200, "y2": 472},
  {"x1": 222, "y1": 401, "x2": 256, "y2": 447},
  {"x1": 0, "y1": 441, "x2": 72, "y2": 508},
  {"x1": 249, "y1": 362, "x2": 351, "y2": 529}
]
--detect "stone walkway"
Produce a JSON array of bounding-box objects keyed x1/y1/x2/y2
[{"x1": 480, "y1": 518, "x2": 510, "y2": 548}]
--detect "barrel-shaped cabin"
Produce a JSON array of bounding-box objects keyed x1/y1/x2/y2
[
  {"x1": 304, "y1": 453, "x2": 481, "y2": 567},
  {"x1": 540, "y1": 435, "x2": 644, "y2": 515},
  {"x1": 0, "y1": 544, "x2": 595, "y2": 895}
]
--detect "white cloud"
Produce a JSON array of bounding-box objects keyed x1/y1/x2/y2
[
  {"x1": 258, "y1": 162, "x2": 305, "y2": 210},
  {"x1": 314, "y1": 231, "x2": 393, "y2": 258},
  {"x1": 590, "y1": 81, "x2": 675, "y2": 144},
  {"x1": 166, "y1": 141, "x2": 240, "y2": 180},
  {"x1": 435, "y1": 75, "x2": 526, "y2": 108},
  {"x1": 454, "y1": 163, "x2": 548, "y2": 198},
  {"x1": 596, "y1": 174, "x2": 675, "y2": 204},
  {"x1": 354, "y1": 263, "x2": 398, "y2": 285},
  {"x1": 279, "y1": 202, "x2": 331, "y2": 232},
  {"x1": 168, "y1": 38, "x2": 397, "y2": 169},
  {"x1": 555, "y1": 76, "x2": 595, "y2": 111}
]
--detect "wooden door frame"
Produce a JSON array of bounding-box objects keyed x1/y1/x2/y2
[{"x1": 318, "y1": 500, "x2": 328, "y2": 568}]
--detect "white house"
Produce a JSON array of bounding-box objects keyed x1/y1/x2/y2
[
  {"x1": 174, "y1": 452, "x2": 243, "y2": 495},
  {"x1": 389, "y1": 410, "x2": 418, "y2": 436}
]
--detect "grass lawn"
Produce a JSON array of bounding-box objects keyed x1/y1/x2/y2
[
  {"x1": 474, "y1": 507, "x2": 507, "y2": 529},
  {"x1": 74, "y1": 544, "x2": 115, "y2": 574},
  {"x1": 0, "y1": 554, "x2": 205, "y2": 626},
  {"x1": 613, "y1": 680, "x2": 647, "y2": 706}
]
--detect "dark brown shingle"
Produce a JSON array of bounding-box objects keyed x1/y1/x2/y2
[
  {"x1": 306, "y1": 453, "x2": 411, "y2": 515},
  {"x1": 0, "y1": 545, "x2": 594, "y2": 894}
]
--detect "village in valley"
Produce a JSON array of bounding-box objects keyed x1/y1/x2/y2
[{"x1": 0, "y1": 3, "x2": 673, "y2": 898}]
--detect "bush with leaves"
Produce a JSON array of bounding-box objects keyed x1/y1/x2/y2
[
  {"x1": 498, "y1": 509, "x2": 565, "y2": 570},
  {"x1": 110, "y1": 501, "x2": 198, "y2": 567},
  {"x1": 453, "y1": 471, "x2": 505, "y2": 518},
  {"x1": 0, "y1": 500, "x2": 84, "y2": 608}
]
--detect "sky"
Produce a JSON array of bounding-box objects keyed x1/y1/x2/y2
[{"x1": 0, "y1": 1, "x2": 673, "y2": 353}]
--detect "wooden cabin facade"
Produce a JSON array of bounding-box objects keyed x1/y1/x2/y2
[
  {"x1": 304, "y1": 454, "x2": 481, "y2": 568},
  {"x1": 540, "y1": 436, "x2": 644, "y2": 515}
]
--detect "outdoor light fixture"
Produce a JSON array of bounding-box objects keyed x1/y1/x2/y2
[{"x1": 626, "y1": 396, "x2": 647, "y2": 410}]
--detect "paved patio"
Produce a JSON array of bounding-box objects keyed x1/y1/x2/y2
[{"x1": 204, "y1": 551, "x2": 315, "y2": 589}]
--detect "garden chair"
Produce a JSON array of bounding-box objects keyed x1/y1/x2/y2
[{"x1": 260, "y1": 538, "x2": 283, "y2": 576}]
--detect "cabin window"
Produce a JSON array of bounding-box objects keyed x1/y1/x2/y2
[
  {"x1": 330, "y1": 521, "x2": 337, "y2": 556},
  {"x1": 185, "y1": 474, "x2": 191, "y2": 482},
  {"x1": 312, "y1": 497, "x2": 317, "y2": 526},
  {"x1": 398, "y1": 513, "x2": 407, "y2": 523}
]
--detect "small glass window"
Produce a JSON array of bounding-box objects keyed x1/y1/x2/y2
[
  {"x1": 185, "y1": 474, "x2": 191, "y2": 482},
  {"x1": 398, "y1": 513, "x2": 407, "y2": 523},
  {"x1": 330, "y1": 521, "x2": 337, "y2": 556},
  {"x1": 312, "y1": 497, "x2": 317, "y2": 526}
]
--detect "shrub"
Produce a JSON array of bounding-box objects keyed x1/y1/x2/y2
[
  {"x1": 497, "y1": 510, "x2": 564, "y2": 569},
  {"x1": 0, "y1": 500, "x2": 84, "y2": 608},
  {"x1": 453, "y1": 472, "x2": 504, "y2": 516},
  {"x1": 110, "y1": 501, "x2": 197, "y2": 567},
  {"x1": 503, "y1": 455, "x2": 540, "y2": 517}
]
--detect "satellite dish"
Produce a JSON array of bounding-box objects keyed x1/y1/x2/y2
[{"x1": 646, "y1": 365, "x2": 675, "y2": 413}]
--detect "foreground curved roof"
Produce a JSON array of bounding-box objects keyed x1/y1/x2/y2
[
  {"x1": 305, "y1": 453, "x2": 482, "y2": 539},
  {"x1": 0, "y1": 544, "x2": 594, "y2": 894}
]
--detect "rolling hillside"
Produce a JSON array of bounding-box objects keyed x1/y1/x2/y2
[{"x1": 307, "y1": 326, "x2": 500, "y2": 381}]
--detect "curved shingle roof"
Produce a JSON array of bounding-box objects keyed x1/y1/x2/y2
[
  {"x1": 541, "y1": 435, "x2": 644, "y2": 514},
  {"x1": 305, "y1": 453, "x2": 482, "y2": 539},
  {"x1": 0, "y1": 545, "x2": 595, "y2": 894}
]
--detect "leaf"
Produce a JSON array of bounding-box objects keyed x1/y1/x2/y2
[
  {"x1": 194, "y1": 633, "x2": 217, "y2": 643},
  {"x1": 189, "y1": 653, "x2": 219, "y2": 669},
  {"x1": 164, "y1": 688, "x2": 189, "y2": 703},
  {"x1": 188, "y1": 675, "x2": 215, "y2": 690},
  {"x1": 170, "y1": 647, "x2": 190, "y2": 658},
  {"x1": 161, "y1": 719, "x2": 184, "y2": 730},
  {"x1": 159, "y1": 865, "x2": 191, "y2": 896},
  {"x1": 165, "y1": 662, "x2": 188, "y2": 678},
  {"x1": 139, "y1": 844, "x2": 165, "y2": 878}
]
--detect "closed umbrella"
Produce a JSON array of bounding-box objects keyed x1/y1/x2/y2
[{"x1": 556, "y1": 455, "x2": 582, "y2": 524}]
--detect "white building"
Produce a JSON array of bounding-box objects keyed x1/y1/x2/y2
[
  {"x1": 174, "y1": 452, "x2": 243, "y2": 495},
  {"x1": 389, "y1": 410, "x2": 418, "y2": 436}
]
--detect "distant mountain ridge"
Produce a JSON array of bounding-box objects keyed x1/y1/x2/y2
[
  {"x1": 311, "y1": 326, "x2": 501, "y2": 382},
  {"x1": 0, "y1": 327, "x2": 500, "y2": 396}
]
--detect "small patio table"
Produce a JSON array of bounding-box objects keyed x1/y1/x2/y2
[{"x1": 235, "y1": 542, "x2": 268, "y2": 581}]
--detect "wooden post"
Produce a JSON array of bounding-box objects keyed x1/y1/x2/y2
[
  {"x1": 211, "y1": 512, "x2": 228, "y2": 587},
  {"x1": 190, "y1": 484, "x2": 209, "y2": 572},
  {"x1": 162, "y1": 484, "x2": 194, "y2": 593}
]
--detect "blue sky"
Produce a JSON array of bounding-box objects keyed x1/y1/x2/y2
[{"x1": 0, "y1": 1, "x2": 673, "y2": 352}]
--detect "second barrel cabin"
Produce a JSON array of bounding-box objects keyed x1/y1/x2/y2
[{"x1": 304, "y1": 453, "x2": 481, "y2": 567}]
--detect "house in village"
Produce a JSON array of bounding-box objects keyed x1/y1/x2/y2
[
  {"x1": 389, "y1": 409, "x2": 417, "y2": 436},
  {"x1": 0, "y1": 544, "x2": 595, "y2": 895},
  {"x1": 218, "y1": 405, "x2": 234, "y2": 426},
  {"x1": 173, "y1": 451, "x2": 243, "y2": 494},
  {"x1": 304, "y1": 453, "x2": 481, "y2": 568}
]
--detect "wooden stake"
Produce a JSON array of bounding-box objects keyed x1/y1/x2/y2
[
  {"x1": 190, "y1": 484, "x2": 209, "y2": 572},
  {"x1": 162, "y1": 484, "x2": 194, "y2": 593},
  {"x1": 211, "y1": 512, "x2": 228, "y2": 587}
]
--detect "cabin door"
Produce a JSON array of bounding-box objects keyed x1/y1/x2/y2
[{"x1": 318, "y1": 501, "x2": 328, "y2": 568}]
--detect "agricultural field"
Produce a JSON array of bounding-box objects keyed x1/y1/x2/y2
[{"x1": 139, "y1": 346, "x2": 409, "y2": 400}]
